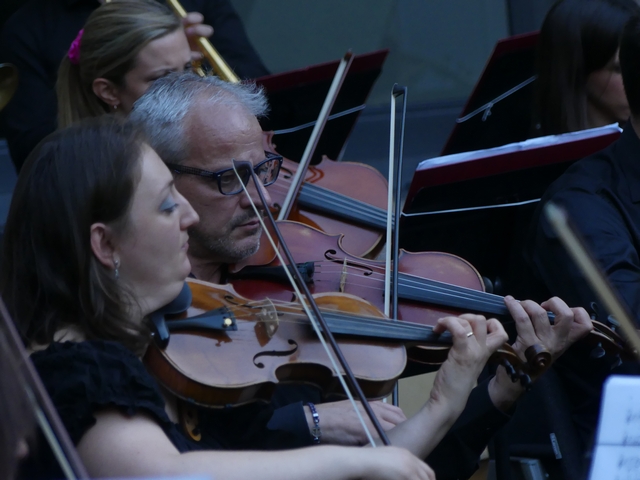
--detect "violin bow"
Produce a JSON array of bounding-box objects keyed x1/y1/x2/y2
[
  {"x1": 544, "y1": 202, "x2": 640, "y2": 359},
  {"x1": 385, "y1": 84, "x2": 408, "y2": 406},
  {"x1": 0, "y1": 299, "x2": 89, "y2": 479},
  {"x1": 277, "y1": 50, "x2": 354, "y2": 221},
  {"x1": 234, "y1": 160, "x2": 392, "y2": 446},
  {"x1": 385, "y1": 84, "x2": 408, "y2": 321}
]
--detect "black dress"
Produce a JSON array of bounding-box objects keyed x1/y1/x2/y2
[{"x1": 26, "y1": 340, "x2": 206, "y2": 477}]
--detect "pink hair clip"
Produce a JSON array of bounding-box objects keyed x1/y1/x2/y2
[{"x1": 68, "y1": 29, "x2": 84, "y2": 65}]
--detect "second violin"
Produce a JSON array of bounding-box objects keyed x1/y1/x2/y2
[{"x1": 229, "y1": 221, "x2": 630, "y2": 360}]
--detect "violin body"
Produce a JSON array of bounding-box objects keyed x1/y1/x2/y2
[
  {"x1": 230, "y1": 221, "x2": 634, "y2": 361},
  {"x1": 264, "y1": 132, "x2": 388, "y2": 257},
  {"x1": 145, "y1": 280, "x2": 408, "y2": 407},
  {"x1": 230, "y1": 220, "x2": 486, "y2": 328}
]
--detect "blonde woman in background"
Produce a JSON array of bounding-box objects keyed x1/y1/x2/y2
[{"x1": 56, "y1": 0, "x2": 194, "y2": 128}]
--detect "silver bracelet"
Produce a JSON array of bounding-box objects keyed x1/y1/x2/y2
[{"x1": 307, "y1": 402, "x2": 321, "y2": 444}]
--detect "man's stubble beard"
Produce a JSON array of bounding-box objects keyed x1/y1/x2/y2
[{"x1": 187, "y1": 217, "x2": 262, "y2": 264}]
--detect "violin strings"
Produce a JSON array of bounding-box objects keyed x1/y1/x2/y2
[
  {"x1": 253, "y1": 258, "x2": 508, "y2": 312},
  {"x1": 315, "y1": 261, "x2": 506, "y2": 305},
  {"x1": 268, "y1": 181, "x2": 386, "y2": 226},
  {"x1": 202, "y1": 297, "x2": 450, "y2": 339}
]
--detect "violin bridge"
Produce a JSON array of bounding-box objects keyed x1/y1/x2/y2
[
  {"x1": 258, "y1": 298, "x2": 279, "y2": 338},
  {"x1": 339, "y1": 257, "x2": 348, "y2": 293}
]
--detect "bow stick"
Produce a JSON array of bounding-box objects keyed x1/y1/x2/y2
[
  {"x1": 234, "y1": 160, "x2": 391, "y2": 446},
  {"x1": 385, "y1": 84, "x2": 408, "y2": 321},
  {"x1": 0, "y1": 298, "x2": 89, "y2": 479},
  {"x1": 544, "y1": 202, "x2": 640, "y2": 359},
  {"x1": 277, "y1": 50, "x2": 354, "y2": 221},
  {"x1": 385, "y1": 84, "x2": 408, "y2": 406}
]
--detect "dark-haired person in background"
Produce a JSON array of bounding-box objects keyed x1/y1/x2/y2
[
  {"x1": 534, "y1": 0, "x2": 638, "y2": 136},
  {"x1": 0, "y1": 0, "x2": 269, "y2": 171},
  {"x1": 527, "y1": 10, "x2": 640, "y2": 457}
]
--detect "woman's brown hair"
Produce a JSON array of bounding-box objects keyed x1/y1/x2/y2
[
  {"x1": 0, "y1": 116, "x2": 149, "y2": 354},
  {"x1": 535, "y1": 0, "x2": 640, "y2": 135},
  {"x1": 56, "y1": 0, "x2": 181, "y2": 128}
]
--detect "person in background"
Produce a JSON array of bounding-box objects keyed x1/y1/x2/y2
[
  {"x1": 527, "y1": 10, "x2": 640, "y2": 463},
  {"x1": 56, "y1": 0, "x2": 192, "y2": 128},
  {"x1": 0, "y1": 0, "x2": 268, "y2": 171},
  {"x1": 534, "y1": 0, "x2": 639, "y2": 136}
]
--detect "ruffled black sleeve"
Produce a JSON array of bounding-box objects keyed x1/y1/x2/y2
[{"x1": 30, "y1": 341, "x2": 199, "y2": 452}]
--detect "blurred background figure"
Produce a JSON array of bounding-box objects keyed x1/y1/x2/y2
[
  {"x1": 0, "y1": 0, "x2": 268, "y2": 171},
  {"x1": 535, "y1": 0, "x2": 637, "y2": 136}
]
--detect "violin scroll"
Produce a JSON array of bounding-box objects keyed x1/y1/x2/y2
[
  {"x1": 524, "y1": 344, "x2": 552, "y2": 374},
  {"x1": 495, "y1": 343, "x2": 552, "y2": 391}
]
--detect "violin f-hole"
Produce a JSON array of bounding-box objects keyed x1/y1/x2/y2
[
  {"x1": 253, "y1": 339, "x2": 299, "y2": 369},
  {"x1": 324, "y1": 250, "x2": 374, "y2": 277}
]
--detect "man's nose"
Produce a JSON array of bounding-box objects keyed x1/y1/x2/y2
[{"x1": 241, "y1": 178, "x2": 273, "y2": 209}]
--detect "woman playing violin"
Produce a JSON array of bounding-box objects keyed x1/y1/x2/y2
[{"x1": 1, "y1": 115, "x2": 592, "y2": 479}]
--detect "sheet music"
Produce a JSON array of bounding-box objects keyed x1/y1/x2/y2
[
  {"x1": 589, "y1": 376, "x2": 640, "y2": 480},
  {"x1": 417, "y1": 123, "x2": 622, "y2": 171}
]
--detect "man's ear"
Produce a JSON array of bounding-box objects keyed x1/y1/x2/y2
[
  {"x1": 90, "y1": 222, "x2": 117, "y2": 268},
  {"x1": 92, "y1": 78, "x2": 120, "y2": 110}
]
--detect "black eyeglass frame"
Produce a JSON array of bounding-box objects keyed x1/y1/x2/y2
[{"x1": 166, "y1": 151, "x2": 283, "y2": 195}]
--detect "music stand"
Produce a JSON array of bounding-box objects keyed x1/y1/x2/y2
[
  {"x1": 255, "y1": 50, "x2": 388, "y2": 163},
  {"x1": 441, "y1": 32, "x2": 539, "y2": 156},
  {"x1": 401, "y1": 124, "x2": 621, "y2": 297}
]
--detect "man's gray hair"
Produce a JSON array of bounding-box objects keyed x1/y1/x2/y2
[{"x1": 129, "y1": 72, "x2": 269, "y2": 165}]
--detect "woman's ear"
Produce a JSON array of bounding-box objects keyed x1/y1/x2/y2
[
  {"x1": 90, "y1": 222, "x2": 117, "y2": 268},
  {"x1": 92, "y1": 77, "x2": 120, "y2": 110}
]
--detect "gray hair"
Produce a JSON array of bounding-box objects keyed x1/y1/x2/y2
[{"x1": 129, "y1": 72, "x2": 269, "y2": 164}]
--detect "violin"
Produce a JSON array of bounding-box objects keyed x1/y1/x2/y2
[
  {"x1": 229, "y1": 221, "x2": 632, "y2": 360},
  {"x1": 263, "y1": 132, "x2": 389, "y2": 258},
  {"x1": 144, "y1": 279, "x2": 531, "y2": 408}
]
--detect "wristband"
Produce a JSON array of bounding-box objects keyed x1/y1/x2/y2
[{"x1": 307, "y1": 402, "x2": 321, "y2": 444}]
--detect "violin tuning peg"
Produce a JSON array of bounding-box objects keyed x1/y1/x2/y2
[
  {"x1": 502, "y1": 360, "x2": 518, "y2": 382},
  {"x1": 519, "y1": 374, "x2": 533, "y2": 391},
  {"x1": 590, "y1": 342, "x2": 606, "y2": 359},
  {"x1": 607, "y1": 315, "x2": 620, "y2": 332}
]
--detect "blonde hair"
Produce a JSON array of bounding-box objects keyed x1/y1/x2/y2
[{"x1": 56, "y1": 0, "x2": 181, "y2": 129}]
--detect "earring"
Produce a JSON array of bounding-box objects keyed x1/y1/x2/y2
[
  {"x1": 113, "y1": 104, "x2": 118, "y2": 111},
  {"x1": 114, "y1": 258, "x2": 120, "y2": 280}
]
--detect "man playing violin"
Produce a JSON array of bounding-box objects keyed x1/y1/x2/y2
[{"x1": 129, "y1": 71, "x2": 592, "y2": 479}]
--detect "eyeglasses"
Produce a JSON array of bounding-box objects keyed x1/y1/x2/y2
[{"x1": 166, "y1": 151, "x2": 283, "y2": 195}]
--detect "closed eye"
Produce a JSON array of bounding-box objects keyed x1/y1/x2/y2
[{"x1": 160, "y1": 196, "x2": 179, "y2": 213}]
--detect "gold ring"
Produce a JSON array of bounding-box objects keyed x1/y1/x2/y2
[{"x1": 466, "y1": 331, "x2": 474, "y2": 337}]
